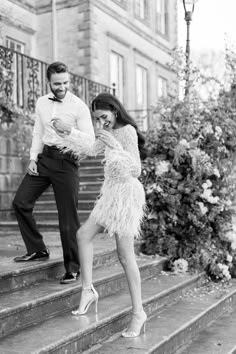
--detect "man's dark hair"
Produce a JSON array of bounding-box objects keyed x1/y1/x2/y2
[{"x1": 46, "y1": 62, "x2": 68, "y2": 81}]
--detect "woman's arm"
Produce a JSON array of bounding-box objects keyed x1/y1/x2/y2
[{"x1": 98, "y1": 125, "x2": 141, "y2": 178}]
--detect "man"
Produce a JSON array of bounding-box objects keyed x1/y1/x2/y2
[{"x1": 12, "y1": 61, "x2": 95, "y2": 284}]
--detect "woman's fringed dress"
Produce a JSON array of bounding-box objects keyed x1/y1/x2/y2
[{"x1": 57, "y1": 124, "x2": 146, "y2": 239}]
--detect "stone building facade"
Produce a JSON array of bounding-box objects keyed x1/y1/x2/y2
[
  {"x1": 0, "y1": 0, "x2": 178, "y2": 123},
  {"x1": 0, "y1": 0, "x2": 178, "y2": 219}
]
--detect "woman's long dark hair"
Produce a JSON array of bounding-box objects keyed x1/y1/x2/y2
[{"x1": 91, "y1": 93, "x2": 146, "y2": 156}]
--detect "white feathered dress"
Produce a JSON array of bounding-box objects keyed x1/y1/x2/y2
[{"x1": 57, "y1": 124, "x2": 146, "y2": 239}]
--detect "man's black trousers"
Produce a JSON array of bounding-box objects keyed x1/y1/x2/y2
[{"x1": 12, "y1": 145, "x2": 80, "y2": 273}]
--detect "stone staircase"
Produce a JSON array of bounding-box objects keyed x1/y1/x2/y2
[
  {"x1": 0, "y1": 156, "x2": 104, "y2": 232},
  {"x1": 0, "y1": 242, "x2": 236, "y2": 353}
]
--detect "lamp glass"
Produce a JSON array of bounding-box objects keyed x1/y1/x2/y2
[{"x1": 183, "y1": 0, "x2": 199, "y2": 12}]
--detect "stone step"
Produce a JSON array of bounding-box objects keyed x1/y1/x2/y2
[
  {"x1": 80, "y1": 157, "x2": 104, "y2": 167},
  {"x1": 82, "y1": 280, "x2": 236, "y2": 354},
  {"x1": 0, "y1": 256, "x2": 167, "y2": 339},
  {"x1": 79, "y1": 166, "x2": 104, "y2": 174},
  {"x1": 0, "y1": 271, "x2": 204, "y2": 353},
  {"x1": 0, "y1": 220, "x2": 69, "y2": 231},
  {"x1": 175, "y1": 306, "x2": 236, "y2": 354},
  {"x1": 39, "y1": 190, "x2": 100, "y2": 202},
  {"x1": 0, "y1": 248, "x2": 118, "y2": 294},
  {"x1": 31, "y1": 210, "x2": 89, "y2": 221},
  {"x1": 79, "y1": 180, "x2": 103, "y2": 191},
  {"x1": 79, "y1": 173, "x2": 104, "y2": 182},
  {"x1": 35, "y1": 200, "x2": 95, "y2": 211}
]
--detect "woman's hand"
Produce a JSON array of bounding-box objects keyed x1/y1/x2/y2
[
  {"x1": 51, "y1": 118, "x2": 71, "y2": 137},
  {"x1": 96, "y1": 130, "x2": 119, "y2": 149}
]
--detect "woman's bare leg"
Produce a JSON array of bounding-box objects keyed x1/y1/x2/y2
[
  {"x1": 115, "y1": 234, "x2": 146, "y2": 335},
  {"x1": 74, "y1": 217, "x2": 104, "y2": 313},
  {"x1": 115, "y1": 234, "x2": 142, "y2": 311}
]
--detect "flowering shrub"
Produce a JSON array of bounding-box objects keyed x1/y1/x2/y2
[
  {"x1": 141, "y1": 83, "x2": 236, "y2": 282},
  {"x1": 0, "y1": 66, "x2": 34, "y2": 160}
]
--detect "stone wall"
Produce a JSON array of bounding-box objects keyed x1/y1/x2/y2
[{"x1": 0, "y1": 136, "x2": 26, "y2": 220}]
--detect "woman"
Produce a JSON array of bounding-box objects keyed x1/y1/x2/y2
[{"x1": 52, "y1": 92, "x2": 147, "y2": 337}]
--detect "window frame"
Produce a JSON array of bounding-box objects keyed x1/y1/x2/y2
[
  {"x1": 5, "y1": 37, "x2": 25, "y2": 54},
  {"x1": 134, "y1": 0, "x2": 148, "y2": 23},
  {"x1": 110, "y1": 51, "x2": 124, "y2": 102},
  {"x1": 157, "y1": 76, "x2": 168, "y2": 98},
  {"x1": 156, "y1": 0, "x2": 169, "y2": 37}
]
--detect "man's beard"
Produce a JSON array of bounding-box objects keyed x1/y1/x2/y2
[{"x1": 49, "y1": 85, "x2": 68, "y2": 99}]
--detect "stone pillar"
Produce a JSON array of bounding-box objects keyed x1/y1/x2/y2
[{"x1": 77, "y1": 0, "x2": 98, "y2": 80}]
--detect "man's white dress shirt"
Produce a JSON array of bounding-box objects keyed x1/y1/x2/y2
[{"x1": 30, "y1": 91, "x2": 95, "y2": 161}]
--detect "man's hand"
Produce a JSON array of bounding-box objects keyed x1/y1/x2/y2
[
  {"x1": 51, "y1": 118, "x2": 71, "y2": 137},
  {"x1": 28, "y1": 160, "x2": 39, "y2": 176}
]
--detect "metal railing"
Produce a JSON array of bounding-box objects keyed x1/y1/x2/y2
[{"x1": 0, "y1": 45, "x2": 115, "y2": 111}]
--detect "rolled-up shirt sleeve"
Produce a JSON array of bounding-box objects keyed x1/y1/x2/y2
[
  {"x1": 30, "y1": 100, "x2": 44, "y2": 161},
  {"x1": 63, "y1": 101, "x2": 95, "y2": 156}
]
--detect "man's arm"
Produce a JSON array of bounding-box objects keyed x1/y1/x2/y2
[
  {"x1": 76, "y1": 102, "x2": 95, "y2": 140},
  {"x1": 67, "y1": 100, "x2": 95, "y2": 154},
  {"x1": 30, "y1": 100, "x2": 44, "y2": 162}
]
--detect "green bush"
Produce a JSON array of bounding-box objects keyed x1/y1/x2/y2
[
  {"x1": 141, "y1": 53, "x2": 236, "y2": 281},
  {"x1": 0, "y1": 66, "x2": 34, "y2": 160}
]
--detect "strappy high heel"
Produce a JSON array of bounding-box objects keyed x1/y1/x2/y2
[
  {"x1": 72, "y1": 284, "x2": 99, "y2": 315},
  {"x1": 121, "y1": 309, "x2": 147, "y2": 338}
]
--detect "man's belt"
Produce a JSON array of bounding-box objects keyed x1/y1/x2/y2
[{"x1": 42, "y1": 145, "x2": 78, "y2": 165}]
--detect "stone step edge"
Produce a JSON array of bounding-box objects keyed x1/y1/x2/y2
[
  {"x1": 0, "y1": 249, "x2": 118, "y2": 294},
  {"x1": 36, "y1": 200, "x2": 95, "y2": 205},
  {"x1": 146, "y1": 284, "x2": 236, "y2": 354},
  {"x1": 85, "y1": 280, "x2": 236, "y2": 354},
  {"x1": 0, "y1": 258, "x2": 167, "y2": 339},
  {"x1": 24, "y1": 273, "x2": 205, "y2": 354},
  {"x1": 0, "y1": 257, "x2": 166, "y2": 319}
]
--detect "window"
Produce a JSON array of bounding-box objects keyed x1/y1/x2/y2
[
  {"x1": 157, "y1": 76, "x2": 168, "y2": 98},
  {"x1": 136, "y1": 65, "x2": 148, "y2": 131},
  {"x1": 156, "y1": 0, "x2": 168, "y2": 36},
  {"x1": 135, "y1": 0, "x2": 146, "y2": 20},
  {"x1": 6, "y1": 37, "x2": 25, "y2": 53},
  {"x1": 136, "y1": 65, "x2": 147, "y2": 108},
  {"x1": 110, "y1": 51, "x2": 124, "y2": 102}
]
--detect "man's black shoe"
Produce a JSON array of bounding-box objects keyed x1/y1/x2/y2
[
  {"x1": 60, "y1": 271, "x2": 80, "y2": 284},
  {"x1": 13, "y1": 248, "x2": 50, "y2": 262}
]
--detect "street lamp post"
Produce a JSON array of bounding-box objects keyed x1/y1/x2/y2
[
  {"x1": 52, "y1": 0, "x2": 58, "y2": 61},
  {"x1": 182, "y1": 0, "x2": 198, "y2": 98}
]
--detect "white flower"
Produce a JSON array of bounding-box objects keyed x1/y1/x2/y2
[
  {"x1": 155, "y1": 161, "x2": 170, "y2": 176},
  {"x1": 197, "y1": 202, "x2": 208, "y2": 215},
  {"x1": 213, "y1": 167, "x2": 220, "y2": 178},
  {"x1": 172, "y1": 258, "x2": 188, "y2": 274},
  {"x1": 225, "y1": 200, "x2": 232, "y2": 207},
  {"x1": 146, "y1": 183, "x2": 157, "y2": 195},
  {"x1": 224, "y1": 229, "x2": 236, "y2": 250},
  {"x1": 226, "y1": 254, "x2": 233, "y2": 263},
  {"x1": 201, "y1": 184, "x2": 219, "y2": 204},
  {"x1": 156, "y1": 185, "x2": 163, "y2": 193},
  {"x1": 218, "y1": 263, "x2": 231, "y2": 280},
  {"x1": 215, "y1": 126, "x2": 223, "y2": 140},
  {"x1": 179, "y1": 139, "x2": 190, "y2": 148},
  {"x1": 203, "y1": 123, "x2": 214, "y2": 135},
  {"x1": 215, "y1": 126, "x2": 222, "y2": 135},
  {"x1": 202, "y1": 180, "x2": 212, "y2": 190}
]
